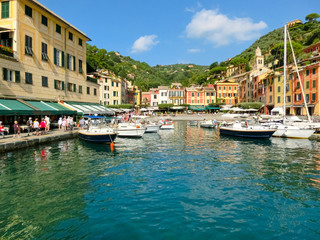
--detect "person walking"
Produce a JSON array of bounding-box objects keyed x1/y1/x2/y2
[
  {"x1": 58, "y1": 117, "x2": 63, "y2": 130},
  {"x1": 79, "y1": 117, "x2": 85, "y2": 130},
  {"x1": 13, "y1": 121, "x2": 20, "y2": 138},
  {"x1": 0, "y1": 121, "x2": 5, "y2": 138},
  {"x1": 26, "y1": 117, "x2": 33, "y2": 136},
  {"x1": 45, "y1": 116, "x2": 50, "y2": 133},
  {"x1": 62, "y1": 117, "x2": 67, "y2": 131},
  {"x1": 40, "y1": 118, "x2": 46, "y2": 135},
  {"x1": 70, "y1": 117, "x2": 74, "y2": 131},
  {"x1": 33, "y1": 118, "x2": 40, "y2": 136}
]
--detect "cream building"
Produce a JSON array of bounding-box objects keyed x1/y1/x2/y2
[{"x1": 0, "y1": 0, "x2": 98, "y2": 103}]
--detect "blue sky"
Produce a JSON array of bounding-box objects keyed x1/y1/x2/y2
[{"x1": 39, "y1": 0, "x2": 319, "y2": 66}]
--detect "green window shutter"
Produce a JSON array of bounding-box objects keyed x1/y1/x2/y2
[
  {"x1": 3, "y1": 68, "x2": 7, "y2": 80},
  {"x1": 61, "y1": 51, "x2": 65, "y2": 67},
  {"x1": 61, "y1": 81, "x2": 65, "y2": 90},
  {"x1": 1, "y1": 1, "x2": 9, "y2": 19},
  {"x1": 15, "y1": 71, "x2": 20, "y2": 83},
  {"x1": 73, "y1": 56, "x2": 76, "y2": 71},
  {"x1": 54, "y1": 48, "x2": 57, "y2": 65},
  {"x1": 73, "y1": 84, "x2": 76, "y2": 92},
  {"x1": 67, "y1": 53, "x2": 70, "y2": 69},
  {"x1": 54, "y1": 80, "x2": 57, "y2": 89}
]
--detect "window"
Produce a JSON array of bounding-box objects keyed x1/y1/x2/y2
[
  {"x1": 56, "y1": 24, "x2": 61, "y2": 34},
  {"x1": 79, "y1": 59, "x2": 83, "y2": 73},
  {"x1": 41, "y1": 42, "x2": 48, "y2": 61},
  {"x1": 2, "y1": 68, "x2": 13, "y2": 82},
  {"x1": 295, "y1": 94, "x2": 301, "y2": 101},
  {"x1": 116, "y1": 82, "x2": 119, "y2": 87},
  {"x1": 87, "y1": 87, "x2": 90, "y2": 94},
  {"x1": 79, "y1": 85, "x2": 82, "y2": 94},
  {"x1": 313, "y1": 80, "x2": 316, "y2": 88},
  {"x1": 206, "y1": 93, "x2": 209, "y2": 96},
  {"x1": 296, "y1": 82, "x2": 300, "y2": 89},
  {"x1": 54, "y1": 80, "x2": 64, "y2": 90},
  {"x1": 78, "y1": 38, "x2": 83, "y2": 46},
  {"x1": 25, "y1": 35, "x2": 33, "y2": 55},
  {"x1": 15, "y1": 71, "x2": 20, "y2": 83},
  {"x1": 278, "y1": 77, "x2": 281, "y2": 82},
  {"x1": 25, "y1": 5, "x2": 32, "y2": 18},
  {"x1": 25, "y1": 72, "x2": 32, "y2": 84},
  {"x1": 67, "y1": 54, "x2": 75, "y2": 70},
  {"x1": 229, "y1": 87, "x2": 231, "y2": 90},
  {"x1": 1, "y1": 1, "x2": 9, "y2": 19},
  {"x1": 223, "y1": 86, "x2": 226, "y2": 90},
  {"x1": 94, "y1": 88, "x2": 97, "y2": 96},
  {"x1": 68, "y1": 32, "x2": 73, "y2": 41},
  {"x1": 286, "y1": 96, "x2": 291, "y2": 102},
  {"x1": 306, "y1": 94, "x2": 309, "y2": 103},
  {"x1": 313, "y1": 68, "x2": 316, "y2": 75},
  {"x1": 54, "y1": 48, "x2": 64, "y2": 67},
  {"x1": 269, "y1": 96, "x2": 272, "y2": 103},
  {"x1": 219, "y1": 86, "x2": 221, "y2": 90},
  {"x1": 312, "y1": 93, "x2": 316, "y2": 102},
  {"x1": 68, "y1": 83, "x2": 73, "y2": 91},
  {"x1": 191, "y1": 93, "x2": 194, "y2": 97},
  {"x1": 278, "y1": 86, "x2": 281, "y2": 92},
  {"x1": 306, "y1": 70, "x2": 309, "y2": 76},
  {"x1": 42, "y1": 76, "x2": 48, "y2": 87},
  {"x1": 112, "y1": 82, "x2": 114, "y2": 87},
  {"x1": 269, "y1": 86, "x2": 272, "y2": 92},
  {"x1": 154, "y1": 95, "x2": 157, "y2": 99},
  {"x1": 41, "y1": 15, "x2": 48, "y2": 26},
  {"x1": 277, "y1": 96, "x2": 280, "y2": 103}
]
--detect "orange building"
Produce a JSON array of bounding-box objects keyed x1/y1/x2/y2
[{"x1": 215, "y1": 80, "x2": 238, "y2": 105}]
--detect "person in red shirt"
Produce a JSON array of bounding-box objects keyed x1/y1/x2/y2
[
  {"x1": 0, "y1": 121, "x2": 5, "y2": 138},
  {"x1": 40, "y1": 118, "x2": 46, "y2": 135}
]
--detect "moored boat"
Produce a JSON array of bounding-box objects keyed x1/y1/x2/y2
[
  {"x1": 219, "y1": 122, "x2": 276, "y2": 138},
  {"x1": 160, "y1": 119, "x2": 174, "y2": 130},
  {"x1": 199, "y1": 120, "x2": 215, "y2": 128},
  {"x1": 78, "y1": 128, "x2": 117, "y2": 143},
  {"x1": 116, "y1": 122, "x2": 146, "y2": 137}
]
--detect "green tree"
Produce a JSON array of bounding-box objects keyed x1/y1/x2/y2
[{"x1": 305, "y1": 13, "x2": 320, "y2": 22}]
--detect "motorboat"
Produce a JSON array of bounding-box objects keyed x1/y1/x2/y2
[
  {"x1": 187, "y1": 120, "x2": 198, "y2": 126},
  {"x1": 78, "y1": 127, "x2": 117, "y2": 143},
  {"x1": 116, "y1": 122, "x2": 146, "y2": 137},
  {"x1": 145, "y1": 122, "x2": 161, "y2": 133},
  {"x1": 78, "y1": 116, "x2": 117, "y2": 143},
  {"x1": 160, "y1": 119, "x2": 174, "y2": 130},
  {"x1": 199, "y1": 120, "x2": 215, "y2": 128},
  {"x1": 219, "y1": 122, "x2": 276, "y2": 138}
]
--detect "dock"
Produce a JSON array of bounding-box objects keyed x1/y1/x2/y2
[{"x1": 0, "y1": 129, "x2": 78, "y2": 153}]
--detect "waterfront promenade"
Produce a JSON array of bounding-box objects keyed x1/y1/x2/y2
[{"x1": 0, "y1": 129, "x2": 78, "y2": 153}]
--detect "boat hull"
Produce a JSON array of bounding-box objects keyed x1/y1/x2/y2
[
  {"x1": 200, "y1": 124, "x2": 215, "y2": 128},
  {"x1": 219, "y1": 127, "x2": 276, "y2": 138},
  {"x1": 160, "y1": 124, "x2": 174, "y2": 130},
  {"x1": 78, "y1": 131, "x2": 117, "y2": 143},
  {"x1": 145, "y1": 125, "x2": 161, "y2": 133},
  {"x1": 272, "y1": 128, "x2": 315, "y2": 139},
  {"x1": 117, "y1": 128, "x2": 146, "y2": 137}
]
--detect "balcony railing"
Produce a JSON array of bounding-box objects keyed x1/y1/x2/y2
[{"x1": 0, "y1": 47, "x2": 13, "y2": 57}]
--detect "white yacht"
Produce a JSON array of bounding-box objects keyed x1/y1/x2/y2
[{"x1": 115, "y1": 122, "x2": 146, "y2": 137}]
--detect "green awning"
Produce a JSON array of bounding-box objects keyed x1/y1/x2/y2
[
  {"x1": 64, "y1": 102, "x2": 115, "y2": 115},
  {"x1": 26, "y1": 101, "x2": 77, "y2": 115},
  {"x1": 0, "y1": 99, "x2": 35, "y2": 115},
  {"x1": 188, "y1": 105, "x2": 206, "y2": 111},
  {"x1": 206, "y1": 106, "x2": 220, "y2": 110}
]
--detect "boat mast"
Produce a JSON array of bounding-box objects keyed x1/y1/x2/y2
[
  {"x1": 287, "y1": 28, "x2": 312, "y2": 123},
  {"x1": 283, "y1": 24, "x2": 287, "y2": 123}
]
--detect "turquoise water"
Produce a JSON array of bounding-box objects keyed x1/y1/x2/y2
[{"x1": 1, "y1": 121, "x2": 320, "y2": 239}]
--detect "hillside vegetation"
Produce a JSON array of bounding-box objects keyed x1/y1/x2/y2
[{"x1": 86, "y1": 18, "x2": 320, "y2": 91}]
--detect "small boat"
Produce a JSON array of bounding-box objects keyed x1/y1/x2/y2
[
  {"x1": 272, "y1": 124, "x2": 315, "y2": 139},
  {"x1": 116, "y1": 122, "x2": 146, "y2": 137},
  {"x1": 78, "y1": 128, "x2": 117, "y2": 143},
  {"x1": 188, "y1": 120, "x2": 198, "y2": 126},
  {"x1": 219, "y1": 122, "x2": 276, "y2": 138},
  {"x1": 145, "y1": 122, "x2": 161, "y2": 133},
  {"x1": 78, "y1": 116, "x2": 117, "y2": 143},
  {"x1": 160, "y1": 119, "x2": 174, "y2": 130},
  {"x1": 199, "y1": 120, "x2": 215, "y2": 128}
]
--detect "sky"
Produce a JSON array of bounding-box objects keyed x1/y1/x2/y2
[{"x1": 39, "y1": 0, "x2": 320, "y2": 66}]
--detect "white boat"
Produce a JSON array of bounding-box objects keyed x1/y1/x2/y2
[
  {"x1": 272, "y1": 124, "x2": 315, "y2": 139},
  {"x1": 187, "y1": 120, "x2": 198, "y2": 126},
  {"x1": 199, "y1": 120, "x2": 215, "y2": 128},
  {"x1": 145, "y1": 122, "x2": 161, "y2": 133},
  {"x1": 160, "y1": 120, "x2": 174, "y2": 130},
  {"x1": 116, "y1": 122, "x2": 146, "y2": 137},
  {"x1": 271, "y1": 25, "x2": 315, "y2": 139}
]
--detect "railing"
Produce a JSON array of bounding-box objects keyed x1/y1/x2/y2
[{"x1": 0, "y1": 48, "x2": 14, "y2": 57}]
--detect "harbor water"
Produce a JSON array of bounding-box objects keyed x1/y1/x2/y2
[{"x1": 1, "y1": 121, "x2": 320, "y2": 239}]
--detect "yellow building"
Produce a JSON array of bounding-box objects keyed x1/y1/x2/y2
[
  {"x1": 215, "y1": 80, "x2": 238, "y2": 105},
  {"x1": 109, "y1": 76, "x2": 121, "y2": 105},
  {"x1": 0, "y1": 0, "x2": 98, "y2": 103}
]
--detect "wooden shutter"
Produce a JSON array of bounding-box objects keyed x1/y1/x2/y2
[
  {"x1": 54, "y1": 48, "x2": 57, "y2": 65},
  {"x1": 73, "y1": 56, "x2": 76, "y2": 71},
  {"x1": 67, "y1": 53, "x2": 70, "y2": 69},
  {"x1": 15, "y1": 71, "x2": 20, "y2": 83},
  {"x1": 61, "y1": 51, "x2": 65, "y2": 67},
  {"x1": 3, "y1": 68, "x2": 7, "y2": 81},
  {"x1": 61, "y1": 81, "x2": 65, "y2": 90}
]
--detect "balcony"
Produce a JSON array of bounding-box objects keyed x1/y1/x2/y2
[{"x1": 0, "y1": 45, "x2": 13, "y2": 57}]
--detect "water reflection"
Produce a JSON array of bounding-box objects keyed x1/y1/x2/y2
[{"x1": 0, "y1": 122, "x2": 319, "y2": 239}]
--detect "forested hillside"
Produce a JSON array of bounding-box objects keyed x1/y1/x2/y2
[{"x1": 86, "y1": 16, "x2": 320, "y2": 91}]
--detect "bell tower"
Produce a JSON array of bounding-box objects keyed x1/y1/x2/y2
[{"x1": 255, "y1": 47, "x2": 264, "y2": 69}]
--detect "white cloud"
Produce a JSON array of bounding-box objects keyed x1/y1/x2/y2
[
  {"x1": 131, "y1": 35, "x2": 159, "y2": 53},
  {"x1": 185, "y1": 2, "x2": 202, "y2": 13},
  {"x1": 186, "y1": 9, "x2": 267, "y2": 46},
  {"x1": 188, "y1": 48, "x2": 201, "y2": 53}
]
